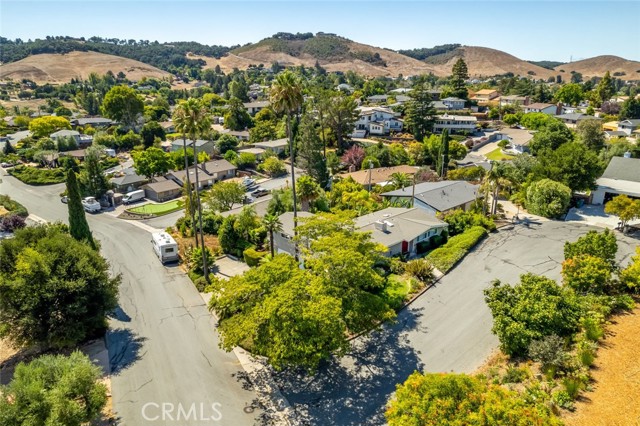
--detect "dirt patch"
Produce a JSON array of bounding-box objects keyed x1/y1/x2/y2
[
  {"x1": 563, "y1": 308, "x2": 640, "y2": 426},
  {"x1": 0, "y1": 206, "x2": 9, "y2": 216}
]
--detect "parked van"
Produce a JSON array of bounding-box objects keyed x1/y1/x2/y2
[
  {"x1": 151, "y1": 232, "x2": 179, "y2": 264},
  {"x1": 122, "y1": 189, "x2": 145, "y2": 204}
]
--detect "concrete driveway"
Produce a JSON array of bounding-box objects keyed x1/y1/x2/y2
[
  {"x1": 274, "y1": 220, "x2": 638, "y2": 425},
  {"x1": 566, "y1": 204, "x2": 640, "y2": 230},
  {"x1": 215, "y1": 255, "x2": 250, "y2": 278}
]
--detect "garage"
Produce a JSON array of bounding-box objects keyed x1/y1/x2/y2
[{"x1": 591, "y1": 156, "x2": 640, "y2": 205}]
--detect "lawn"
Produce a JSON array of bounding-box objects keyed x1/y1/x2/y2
[
  {"x1": 127, "y1": 199, "x2": 183, "y2": 216},
  {"x1": 485, "y1": 148, "x2": 515, "y2": 161},
  {"x1": 383, "y1": 274, "x2": 414, "y2": 310}
]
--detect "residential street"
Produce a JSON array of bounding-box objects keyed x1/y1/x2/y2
[
  {"x1": 0, "y1": 172, "x2": 261, "y2": 426},
  {"x1": 274, "y1": 220, "x2": 638, "y2": 425}
]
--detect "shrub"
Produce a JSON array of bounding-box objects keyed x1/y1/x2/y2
[
  {"x1": 8, "y1": 165, "x2": 66, "y2": 185},
  {"x1": 440, "y1": 209, "x2": 496, "y2": 236},
  {"x1": 563, "y1": 376, "x2": 583, "y2": 400},
  {"x1": 525, "y1": 179, "x2": 571, "y2": 218},
  {"x1": 243, "y1": 247, "x2": 268, "y2": 267},
  {"x1": 0, "y1": 214, "x2": 26, "y2": 232},
  {"x1": 577, "y1": 340, "x2": 597, "y2": 367},
  {"x1": 501, "y1": 366, "x2": 529, "y2": 384},
  {"x1": 582, "y1": 316, "x2": 604, "y2": 341},
  {"x1": 404, "y1": 259, "x2": 434, "y2": 283},
  {"x1": 0, "y1": 195, "x2": 28, "y2": 217},
  {"x1": 528, "y1": 334, "x2": 567, "y2": 370},
  {"x1": 389, "y1": 257, "x2": 406, "y2": 275},
  {"x1": 552, "y1": 390, "x2": 575, "y2": 411},
  {"x1": 427, "y1": 226, "x2": 487, "y2": 272}
]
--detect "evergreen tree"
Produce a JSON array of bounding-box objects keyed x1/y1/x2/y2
[
  {"x1": 2, "y1": 140, "x2": 15, "y2": 155},
  {"x1": 66, "y1": 169, "x2": 96, "y2": 249},
  {"x1": 620, "y1": 97, "x2": 640, "y2": 120},
  {"x1": 532, "y1": 83, "x2": 552, "y2": 103},
  {"x1": 441, "y1": 129, "x2": 450, "y2": 178},
  {"x1": 405, "y1": 76, "x2": 436, "y2": 142},
  {"x1": 297, "y1": 114, "x2": 329, "y2": 187},
  {"x1": 80, "y1": 146, "x2": 110, "y2": 198},
  {"x1": 450, "y1": 58, "x2": 469, "y2": 99},
  {"x1": 593, "y1": 71, "x2": 616, "y2": 107}
]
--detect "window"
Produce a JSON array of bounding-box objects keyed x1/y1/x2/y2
[{"x1": 165, "y1": 247, "x2": 174, "y2": 253}]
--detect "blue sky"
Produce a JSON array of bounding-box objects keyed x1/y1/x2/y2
[{"x1": 1, "y1": 1, "x2": 639, "y2": 61}]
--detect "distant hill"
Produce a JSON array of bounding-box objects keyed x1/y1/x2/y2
[
  {"x1": 555, "y1": 55, "x2": 640, "y2": 79},
  {"x1": 0, "y1": 51, "x2": 170, "y2": 83},
  {"x1": 528, "y1": 60, "x2": 565, "y2": 70}
]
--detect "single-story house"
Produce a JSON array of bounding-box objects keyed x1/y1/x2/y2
[
  {"x1": 254, "y1": 138, "x2": 289, "y2": 155},
  {"x1": 389, "y1": 88, "x2": 412, "y2": 94},
  {"x1": 223, "y1": 130, "x2": 250, "y2": 141},
  {"x1": 433, "y1": 115, "x2": 477, "y2": 134},
  {"x1": 159, "y1": 121, "x2": 176, "y2": 133},
  {"x1": 70, "y1": 117, "x2": 115, "y2": 128},
  {"x1": 170, "y1": 138, "x2": 215, "y2": 156},
  {"x1": 338, "y1": 165, "x2": 418, "y2": 190},
  {"x1": 110, "y1": 171, "x2": 148, "y2": 193},
  {"x1": 337, "y1": 83, "x2": 355, "y2": 93},
  {"x1": 522, "y1": 103, "x2": 560, "y2": 115},
  {"x1": 381, "y1": 180, "x2": 479, "y2": 214},
  {"x1": 367, "y1": 95, "x2": 388, "y2": 104},
  {"x1": 602, "y1": 121, "x2": 619, "y2": 132},
  {"x1": 61, "y1": 149, "x2": 87, "y2": 161},
  {"x1": 605, "y1": 130, "x2": 628, "y2": 139},
  {"x1": 243, "y1": 100, "x2": 270, "y2": 115},
  {"x1": 496, "y1": 127, "x2": 535, "y2": 154},
  {"x1": 618, "y1": 119, "x2": 640, "y2": 136},
  {"x1": 441, "y1": 97, "x2": 466, "y2": 110},
  {"x1": 167, "y1": 159, "x2": 237, "y2": 189},
  {"x1": 238, "y1": 147, "x2": 267, "y2": 159},
  {"x1": 142, "y1": 178, "x2": 182, "y2": 202},
  {"x1": 499, "y1": 95, "x2": 529, "y2": 107},
  {"x1": 557, "y1": 113, "x2": 601, "y2": 129},
  {"x1": 592, "y1": 156, "x2": 640, "y2": 205},
  {"x1": 273, "y1": 208, "x2": 448, "y2": 258},
  {"x1": 50, "y1": 129, "x2": 93, "y2": 148},
  {"x1": 0, "y1": 130, "x2": 31, "y2": 148}
]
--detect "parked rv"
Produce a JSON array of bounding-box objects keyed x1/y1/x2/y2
[
  {"x1": 122, "y1": 189, "x2": 145, "y2": 204},
  {"x1": 151, "y1": 232, "x2": 179, "y2": 264}
]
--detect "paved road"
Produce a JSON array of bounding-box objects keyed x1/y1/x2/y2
[
  {"x1": 0, "y1": 172, "x2": 261, "y2": 426},
  {"x1": 273, "y1": 220, "x2": 638, "y2": 425}
]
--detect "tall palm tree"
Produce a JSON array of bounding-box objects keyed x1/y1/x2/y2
[
  {"x1": 172, "y1": 104, "x2": 196, "y2": 247},
  {"x1": 482, "y1": 162, "x2": 514, "y2": 216},
  {"x1": 174, "y1": 99, "x2": 212, "y2": 282},
  {"x1": 263, "y1": 214, "x2": 283, "y2": 258},
  {"x1": 296, "y1": 175, "x2": 321, "y2": 212},
  {"x1": 270, "y1": 71, "x2": 304, "y2": 255}
]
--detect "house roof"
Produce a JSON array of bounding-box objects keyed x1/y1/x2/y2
[
  {"x1": 525, "y1": 102, "x2": 556, "y2": 110},
  {"x1": 143, "y1": 179, "x2": 181, "y2": 193},
  {"x1": 62, "y1": 149, "x2": 87, "y2": 158},
  {"x1": 239, "y1": 147, "x2": 266, "y2": 155},
  {"x1": 171, "y1": 138, "x2": 210, "y2": 147},
  {"x1": 381, "y1": 180, "x2": 479, "y2": 212},
  {"x1": 600, "y1": 157, "x2": 640, "y2": 183},
  {"x1": 500, "y1": 95, "x2": 527, "y2": 101},
  {"x1": 338, "y1": 165, "x2": 418, "y2": 186},
  {"x1": 72, "y1": 117, "x2": 114, "y2": 126},
  {"x1": 473, "y1": 89, "x2": 498, "y2": 95},
  {"x1": 355, "y1": 207, "x2": 447, "y2": 248},
  {"x1": 498, "y1": 127, "x2": 535, "y2": 146},
  {"x1": 442, "y1": 97, "x2": 465, "y2": 102},
  {"x1": 254, "y1": 138, "x2": 289, "y2": 149},
  {"x1": 50, "y1": 129, "x2": 79, "y2": 138},
  {"x1": 110, "y1": 171, "x2": 147, "y2": 186},
  {"x1": 243, "y1": 100, "x2": 270, "y2": 108},
  {"x1": 436, "y1": 114, "x2": 477, "y2": 122},
  {"x1": 619, "y1": 119, "x2": 640, "y2": 127},
  {"x1": 159, "y1": 121, "x2": 175, "y2": 129},
  {"x1": 395, "y1": 95, "x2": 410, "y2": 102},
  {"x1": 169, "y1": 159, "x2": 237, "y2": 183},
  {"x1": 5, "y1": 130, "x2": 31, "y2": 144},
  {"x1": 557, "y1": 113, "x2": 601, "y2": 121},
  {"x1": 367, "y1": 95, "x2": 388, "y2": 101}
]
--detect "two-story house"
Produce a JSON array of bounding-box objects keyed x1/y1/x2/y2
[
  {"x1": 471, "y1": 89, "x2": 500, "y2": 104},
  {"x1": 433, "y1": 114, "x2": 477, "y2": 134},
  {"x1": 441, "y1": 97, "x2": 466, "y2": 110},
  {"x1": 352, "y1": 107, "x2": 404, "y2": 136},
  {"x1": 618, "y1": 119, "x2": 640, "y2": 136},
  {"x1": 522, "y1": 103, "x2": 560, "y2": 115}
]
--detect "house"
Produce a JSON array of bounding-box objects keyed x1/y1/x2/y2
[
  {"x1": 441, "y1": 97, "x2": 466, "y2": 110},
  {"x1": 337, "y1": 165, "x2": 418, "y2": 190},
  {"x1": 273, "y1": 208, "x2": 448, "y2": 258},
  {"x1": 499, "y1": 95, "x2": 529, "y2": 107},
  {"x1": 496, "y1": 127, "x2": 534, "y2": 154},
  {"x1": 110, "y1": 171, "x2": 148, "y2": 193},
  {"x1": 367, "y1": 95, "x2": 388, "y2": 104},
  {"x1": 61, "y1": 149, "x2": 87, "y2": 161},
  {"x1": 142, "y1": 177, "x2": 182, "y2": 202},
  {"x1": 522, "y1": 103, "x2": 560, "y2": 115},
  {"x1": 253, "y1": 138, "x2": 289, "y2": 155},
  {"x1": 592, "y1": 156, "x2": 640, "y2": 205},
  {"x1": 471, "y1": 89, "x2": 500, "y2": 104},
  {"x1": 381, "y1": 180, "x2": 479, "y2": 214},
  {"x1": 556, "y1": 113, "x2": 601, "y2": 129},
  {"x1": 222, "y1": 130, "x2": 250, "y2": 141},
  {"x1": 243, "y1": 100, "x2": 270, "y2": 115},
  {"x1": 602, "y1": 121, "x2": 619, "y2": 132},
  {"x1": 167, "y1": 159, "x2": 237, "y2": 189},
  {"x1": 433, "y1": 115, "x2": 477, "y2": 134},
  {"x1": 70, "y1": 117, "x2": 115, "y2": 128},
  {"x1": 389, "y1": 88, "x2": 412, "y2": 94},
  {"x1": 427, "y1": 90, "x2": 442, "y2": 100},
  {"x1": 337, "y1": 83, "x2": 354, "y2": 93},
  {"x1": 353, "y1": 106, "x2": 404, "y2": 136},
  {"x1": 50, "y1": 129, "x2": 93, "y2": 148},
  {"x1": 238, "y1": 147, "x2": 266, "y2": 159},
  {"x1": 170, "y1": 139, "x2": 215, "y2": 156},
  {"x1": 159, "y1": 121, "x2": 176, "y2": 133},
  {"x1": 617, "y1": 119, "x2": 640, "y2": 136},
  {"x1": 1, "y1": 130, "x2": 31, "y2": 147}
]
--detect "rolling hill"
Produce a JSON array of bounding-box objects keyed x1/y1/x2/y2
[
  {"x1": 555, "y1": 55, "x2": 640, "y2": 79},
  {"x1": 0, "y1": 51, "x2": 170, "y2": 83}
]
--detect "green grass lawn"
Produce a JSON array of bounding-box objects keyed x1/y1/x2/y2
[
  {"x1": 486, "y1": 147, "x2": 516, "y2": 161},
  {"x1": 127, "y1": 199, "x2": 183, "y2": 216},
  {"x1": 383, "y1": 274, "x2": 414, "y2": 310}
]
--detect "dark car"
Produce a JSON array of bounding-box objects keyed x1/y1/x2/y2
[
  {"x1": 61, "y1": 195, "x2": 68, "y2": 204},
  {"x1": 251, "y1": 187, "x2": 270, "y2": 197}
]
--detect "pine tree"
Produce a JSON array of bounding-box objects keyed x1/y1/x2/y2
[
  {"x1": 450, "y1": 58, "x2": 469, "y2": 99},
  {"x1": 66, "y1": 169, "x2": 96, "y2": 249},
  {"x1": 405, "y1": 76, "x2": 436, "y2": 142},
  {"x1": 297, "y1": 115, "x2": 329, "y2": 187},
  {"x1": 594, "y1": 71, "x2": 616, "y2": 107}
]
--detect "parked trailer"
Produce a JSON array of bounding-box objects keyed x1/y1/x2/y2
[{"x1": 151, "y1": 232, "x2": 179, "y2": 264}]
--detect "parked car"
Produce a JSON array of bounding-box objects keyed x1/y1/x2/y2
[
  {"x1": 60, "y1": 195, "x2": 68, "y2": 204},
  {"x1": 251, "y1": 187, "x2": 270, "y2": 198},
  {"x1": 1, "y1": 162, "x2": 14, "y2": 168},
  {"x1": 122, "y1": 189, "x2": 145, "y2": 205},
  {"x1": 242, "y1": 178, "x2": 256, "y2": 188},
  {"x1": 81, "y1": 197, "x2": 101, "y2": 213}
]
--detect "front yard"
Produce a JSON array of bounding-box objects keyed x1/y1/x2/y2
[
  {"x1": 485, "y1": 147, "x2": 515, "y2": 161},
  {"x1": 126, "y1": 199, "x2": 183, "y2": 216}
]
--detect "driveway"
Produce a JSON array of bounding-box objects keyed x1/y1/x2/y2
[
  {"x1": 566, "y1": 204, "x2": 640, "y2": 230},
  {"x1": 215, "y1": 255, "x2": 251, "y2": 278},
  {"x1": 274, "y1": 220, "x2": 638, "y2": 425}
]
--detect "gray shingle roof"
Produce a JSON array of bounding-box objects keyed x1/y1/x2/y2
[
  {"x1": 600, "y1": 157, "x2": 640, "y2": 183},
  {"x1": 355, "y1": 208, "x2": 447, "y2": 248},
  {"x1": 110, "y1": 172, "x2": 147, "y2": 186},
  {"x1": 381, "y1": 181, "x2": 479, "y2": 212}
]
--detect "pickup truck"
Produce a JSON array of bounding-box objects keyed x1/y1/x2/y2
[{"x1": 81, "y1": 197, "x2": 101, "y2": 213}]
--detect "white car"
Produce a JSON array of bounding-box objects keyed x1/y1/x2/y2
[
  {"x1": 242, "y1": 178, "x2": 256, "y2": 188},
  {"x1": 81, "y1": 197, "x2": 101, "y2": 213}
]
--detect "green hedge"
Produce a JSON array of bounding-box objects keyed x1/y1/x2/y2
[
  {"x1": 9, "y1": 166, "x2": 66, "y2": 185},
  {"x1": 427, "y1": 226, "x2": 488, "y2": 273},
  {"x1": 0, "y1": 195, "x2": 28, "y2": 217},
  {"x1": 243, "y1": 247, "x2": 268, "y2": 267}
]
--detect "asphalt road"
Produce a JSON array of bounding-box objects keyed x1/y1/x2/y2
[
  {"x1": 0, "y1": 171, "x2": 261, "y2": 426},
  {"x1": 273, "y1": 220, "x2": 638, "y2": 425}
]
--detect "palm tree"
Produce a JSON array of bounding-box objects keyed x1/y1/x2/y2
[
  {"x1": 296, "y1": 175, "x2": 321, "y2": 211},
  {"x1": 390, "y1": 172, "x2": 411, "y2": 190},
  {"x1": 482, "y1": 162, "x2": 514, "y2": 216},
  {"x1": 174, "y1": 99, "x2": 212, "y2": 282},
  {"x1": 270, "y1": 71, "x2": 304, "y2": 255},
  {"x1": 263, "y1": 214, "x2": 283, "y2": 258},
  {"x1": 173, "y1": 103, "x2": 196, "y2": 246}
]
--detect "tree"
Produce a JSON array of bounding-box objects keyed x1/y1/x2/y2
[
  {"x1": 564, "y1": 228, "x2": 618, "y2": 266},
  {"x1": 0, "y1": 352, "x2": 108, "y2": 426},
  {"x1": 249, "y1": 121, "x2": 277, "y2": 143},
  {"x1": 535, "y1": 142, "x2": 603, "y2": 191},
  {"x1": 528, "y1": 120, "x2": 574, "y2": 154},
  {"x1": 263, "y1": 214, "x2": 283, "y2": 257},
  {"x1": 0, "y1": 225, "x2": 119, "y2": 349},
  {"x1": 132, "y1": 147, "x2": 171, "y2": 179},
  {"x1": 79, "y1": 146, "x2": 110, "y2": 198},
  {"x1": 620, "y1": 247, "x2": 640, "y2": 291},
  {"x1": 297, "y1": 114, "x2": 329, "y2": 187},
  {"x1": 28, "y1": 116, "x2": 71, "y2": 138},
  {"x1": 216, "y1": 134, "x2": 239, "y2": 154},
  {"x1": 296, "y1": 175, "x2": 321, "y2": 211},
  {"x1": 66, "y1": 169, "x2": 96, "y2": 249},
  {"x1": 593, "y1": 71, "x2": 616, "y2": 106},
  {"x1": 450, "y1": 58, "x2": 469, "y2": 99},
  {"x1": 605, "y1": 194, "x2": 640, "y2": 230},
  {"x1": 525, "y1": 179, "x2": 571, "y2": 218},
  {"x1": 204, "y1": 181, "x2": 245, "y2": 212},
  {"x1": 562, "y1": 255, "x2": 612, "y2": 294},
  {"x1": 259, "y1": 156, "x2": 286, "y2": 176},
  {"x1": 405, "y1": 76, "x2": 436, "y2": 141},
  {"x1": 325, "y1": 92, "x2": 359, "y2": 151},
  {"x1": 341, "y1": 145, "x2": 366, "y2": 170},
  {"x1": 101, "y1": 85, "x2": 144, "y2": 129},
  {"x1": 140, "y1": 121, "x2": 165, "y2": 148},
  {"x1": 117, "y1": 130, "x2": 143, "y2": 150},
  {"x1": 386, "y1": 372, "x2": 562, "y2": 426},
  {"x1": 484, "y1": 273, "x2": 582, "y2": 356},
  {"x1": 619, "y1": 97, "x2": 640, "y2": 120},
  {"x1": 2, "y1": 139, "x2": 16, "y2": 155},
  {"x1": 576, "y1": 118, "x2": 605, "y2": 152},
  {"x1": 223, "y1": 97, "x2": 252, "y2": 131},
  {"x1": 235, "y1": 152, "x2": 256, "y2": 170},
  {"x1": 390, "y1": 172, "x2": 411, "y2": 190},
  {"x1": 553, "y1": 83, "x2": 584, "y2": 106}
]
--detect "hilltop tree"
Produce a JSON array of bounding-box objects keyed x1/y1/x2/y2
[
  {"x1": 405, "y1": 76, "x2": 436, "y2": 141},
  {"x1": 101, "y1": 85, "x2": 144, "y2": 129},
  {"x1": 66, "y1": 169, "x2": 96, "y2": 249},
  {"x1": 450, "y1": 58, "x2": 469, "y2": 99}
]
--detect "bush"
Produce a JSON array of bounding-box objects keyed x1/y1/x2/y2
[
  {"x1": 8, "y1": 165, "x2": 66, "y2": 185},
  {"x1": 440, "y1": 209, "x2": 496, "y2": 236},
  {"x1": 577, "y1": 340, "x2": 597, "y2": 367},
  {"x1": 0, "y1": 214, "x2": 26, "y2": 232},
  {"x1": 389, "y1": 257, "x2": 406, "y2": 275},
  {"x1": 243, "y1": 247, "x2": 268, "y2": 267},
  {"x1": 501, "y1": 366, "x2": 529, "y2": 384},
  {"x1": 427, "y1": 226, "x2": 487, "y2": 272},
  {"x1": 528, "y1": 334, "x2": 567, "y2": 370},
  {"x1": 552, "y1": 389, "x2": 575, "y2": 411},
  {"x1": 582, "y1": 316, "x2": 604, "y2": 341},
  {"x1": 563, "y1": 376, "x2": 583, "y2": 400},
  {"x1": 525, "y1": 179, "x2": 571, "y2": 218},
  {"x1": 0, "y1": 195, "x2": 28, "y2": 217},
  {"x1": 404, "y1": 259, "x2": 434, "y2": 283}
]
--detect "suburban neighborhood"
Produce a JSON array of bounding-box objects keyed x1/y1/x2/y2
[{"x1": 0, "y1": 3, "x2": 639, "y2": 426}]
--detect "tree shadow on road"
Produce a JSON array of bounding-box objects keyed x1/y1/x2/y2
[
  {"x1": 106, "y1": 328, "x2": 146, "y2": 374},
  {"x1": 274, "y1": 308, "x2": 424, "y2": 425}
]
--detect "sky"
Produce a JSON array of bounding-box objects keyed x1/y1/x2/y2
[{"x1": 1, "y1": 1, "x2": 639, "y2": 62}]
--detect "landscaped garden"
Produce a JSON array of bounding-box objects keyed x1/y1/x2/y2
[
  {"x1": 126, "y1": 199, "x2": 183, "y2": 216},
  {"x1": 485, "y1": 147, "x2": 515, "y2": 161}
]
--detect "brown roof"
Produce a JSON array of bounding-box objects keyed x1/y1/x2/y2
[
  {"x1": 143, "y1": 179, "x2": 181, "y2": 193},
  {"x1": 338, "y1": 165, "x2": 418, "y2": 186},
  {"x1": 63, "y1": 149, "x2": 87, "y2": 158}
]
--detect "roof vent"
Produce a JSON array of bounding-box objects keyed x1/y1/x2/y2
[{"x1": 374, "y1": 220, "x2": 387, "y2": 232}]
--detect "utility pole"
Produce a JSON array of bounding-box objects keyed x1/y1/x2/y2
[
  {"x1": 368, "y1": 159, "x2": 373, "y2": 192},
  {"x1": 411, "y1": 173, "x2": 416, "y2": 208}
]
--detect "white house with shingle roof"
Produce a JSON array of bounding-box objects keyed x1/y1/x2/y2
[{"x1": 592, "y1": 156, "x2": 640, "y2": 205}]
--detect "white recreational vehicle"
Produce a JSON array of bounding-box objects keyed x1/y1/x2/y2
[{"x1": 151, "y1": 232, "x2": 179, "y2": 263}]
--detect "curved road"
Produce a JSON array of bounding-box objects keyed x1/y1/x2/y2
[{"x1": 0, "y1": 172, "x2": 260, "y2": 426}]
